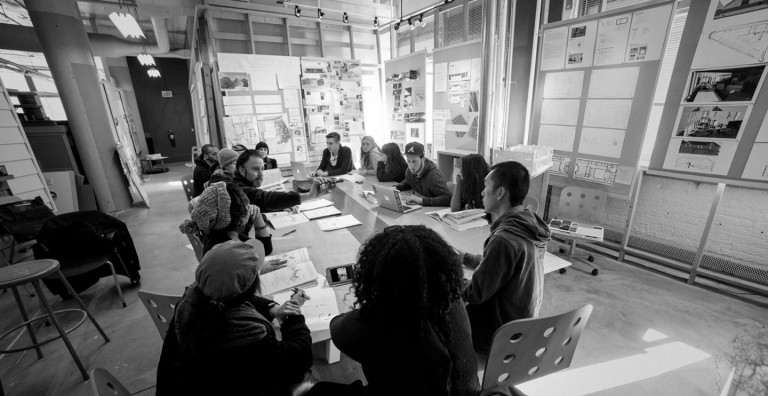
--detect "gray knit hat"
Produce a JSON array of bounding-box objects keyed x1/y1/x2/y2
[
  {"x1": 179, "y1": 182, "x2": 231, "y2": 234},
  {"x1": 217, "y1": 148, "x2": 239, "y2": 170}
]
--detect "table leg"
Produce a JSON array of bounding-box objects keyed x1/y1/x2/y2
[{"x1": 325, "y1": 339, "x2": 340, "y2": 364}]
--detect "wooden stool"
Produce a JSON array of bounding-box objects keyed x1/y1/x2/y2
[{"x1": 0, "y1": 259, "x2": 110, "y2": 380}]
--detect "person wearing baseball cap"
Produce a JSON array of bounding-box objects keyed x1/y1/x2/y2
[{"x1": 394, "y1": 142, "x2": 452, "y2": 207}]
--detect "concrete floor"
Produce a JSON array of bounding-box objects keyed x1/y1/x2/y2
[{"x1": 0, "y1": 162, "x2": 766, "y2": 396}]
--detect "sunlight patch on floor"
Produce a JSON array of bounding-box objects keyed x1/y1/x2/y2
[{"x1": 642, "y1": 328, "x2": 668, "y2": 342}]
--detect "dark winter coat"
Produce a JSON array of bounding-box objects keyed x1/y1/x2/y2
[
  {"x1": 232, "y1": 173, "x2": 301, "y2": 213},
  {"x1": 462, "y1": 206, "x2": 551, "y2": 352},
  {"x1": 394, "y1": 158, "x2": 452, "y2": 206},
  {"x1": 317, "y1": 146, "x2": 355, "y2": 176},
  {"x1": 193, "y1": 154, "x2": 216, "y2": 197}
]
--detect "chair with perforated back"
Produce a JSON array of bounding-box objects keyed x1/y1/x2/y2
[
  {"x1": 480, "y1": 304, "x2": 593, "y2": 391},
  {"x1": 89, "y1": 368, "x2": 131, "y2": 396},
  {"x1": 186, "y1": 233, "x2": 204, "y2": 263},
  {"x1": 555, "y1": 187, "x2": 607, "y2": 276},
  {"x1": 138, "y1": 290, "x2": 181, "y2": 340},
  {"x1": 181, "y1": 174, "x2": 195, "y2": 202}
]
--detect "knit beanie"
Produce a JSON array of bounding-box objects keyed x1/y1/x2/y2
[
  {"x1": 179, "y1": 182, "x2": 231, "y2": 234},
  {"x1": 255, "y1": 141, "x2": 270, "y2": 155},
  {"x1": 217, "y1": 148, "x2": 239, "y2": 170},
  {"x1": 195, "y1": 240, "x2": 262, "y2": 303}
]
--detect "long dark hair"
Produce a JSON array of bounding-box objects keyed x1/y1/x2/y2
[
  {"x1": 381, "y1": 142, "x2": 407, "y2": 169},
  {"x1": 353, "y1": 225, "x2": 464, "y2": 340},
  {"x1": 460, "y1": 154, "x2": 489, "y2": 209}
]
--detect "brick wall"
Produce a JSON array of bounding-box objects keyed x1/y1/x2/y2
[{"x1": 547, "y1": 175, "x2": 768, "y2": 269}]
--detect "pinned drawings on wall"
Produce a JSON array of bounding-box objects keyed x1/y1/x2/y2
[
  {"x1": 578, "y1": 127, "x2": 626, "y2": 158},
  {"x1": 551, "y1": 154, "x2": 572, "y2": 177},
  {"x1": 386, "y1": 54, "x2": 424, "y2": 150},
  {"x1": 673, "y1": 105, "x2": 749, "y2": 140},
  {"x1": 543, "y1": 71, "x2": 584, "y2": 99},
  {"x1": 684, "y1": 66, "x2": 764, "y2": 103},
  {"x1": 573, "y1": 158, "x2": 619, "y2": 185},
  {"x1": 541, "y1": 26, "x2": 568, "y2": 71},
  {"x1": 538, "y1": 124, "x2": 576, "y2": 152},
  {"x1": 219, "y1": 72, "x2": 250, "y2": 91},
  {"x1": 595, "y1": 13, "x2": 631, "y2": 66},
  {"x1": 565, "y1": 21, "x2": 598, "y2": 69},
  {"x1": 588, "y1": 67, "x2": 639, "y2": 98},
  {"x1": 742, "y1": 143, "x2": 768, "y2": 181},
  {"x1": 692, "y1": 0, "x2": 768, "y2": 68},
  {"x1": 624, "y1": 5, "x2": 671, "y2": 63},
  {"x1": 662, "y1": 139, "x2": 739, "y2": 176}
]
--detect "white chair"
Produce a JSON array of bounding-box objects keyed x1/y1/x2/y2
[
  {"x1": 137, "y1": 290, "x2": 181, "y2": 340},
  {"x1": 554, "y1": 187, "x2": 606, "y2": 276}
]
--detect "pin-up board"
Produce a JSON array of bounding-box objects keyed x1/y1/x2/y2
[
  {"x1": 531, "y1": 3, "x2": 674, "y2": 196},
  {"x1": 384, "y1": 51, "x2": 427, "y2": 156}
]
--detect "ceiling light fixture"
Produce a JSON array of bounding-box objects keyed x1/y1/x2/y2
[
  {"x1": 109, "y1": 11, "x2": 145, "y2": 39},
  {"x1": 137, "y1": 52, "x2": 155, "y2": 66},
  {"x1": 408, "y1": 18, "x2": 415, "y2": 30},
  {"x1": 147, "y1": 67, "x2": 160, "y2": 78},
  {"x1": 374, "y1": 17, "x2": 379, "y2": 28},
  {"x1": 294, "y1": 5, "x2": 301, "y2": 18},
  {"x1": 343, "y1": 12, "x2": 349, "y2": 24}
]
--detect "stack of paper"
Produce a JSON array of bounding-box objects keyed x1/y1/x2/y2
[
  {"x1": 299, "y1": 198, "x2": 334, "y2": 212},
  {"x1": 317, "y1": 215, "x2": 361, "y2": 231},
  {"x1": 425, "y1": 208, "x2": 488, "y2": 232},
  {"x1": 303, "y1": 206, "x2": 342, "y2": 220},
  {"x1": 260, "y1": 169, "x2": 286, "y2": 192},
  {"x1": 265, "y1": 212, "x2": 309, "y2": 229},
  {"x1": 271, "y1": 280, "x2": 340, "y2": 332},
  {"x1": 444, "y1": 209, "x2": 486, "y2": 226},
  {"x1": 261, "y1": 248, "x2": 319, "y2": 295}
]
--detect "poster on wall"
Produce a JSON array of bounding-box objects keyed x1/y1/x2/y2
[
  {"x1": 624, "y1": 4, "x2": 672, "y2": 63},
  {"x1": 219, "y1": 72, "x2": 251, "y2": 91},
  {"x1": 578, "y1": 127, "x2": 626, "y2": 158},
  {"x1": 434, "y1": 62, "x2": 448, "y2": 92},
  {"x1": 551, "y1": 155, "x2": 572, "y2": 177},
  {"x1": 540, "y1": 99, "x2": 580, "y2": 125},
  {"x1": 405, "y1": 123, "x2": 424, "y2": 144},
  {"x1": 662, "y1": 139, "x2": 738, "y2": 175},
  {"x1": 594, "y1": 13, "x2": 631, "y2": 66},
  {"x1": 543, "y1": 71, "x2": 584, "y2": 98},
  {"x1": 258, "y1": 115, "x2": 293, "y2": 155},
  {"x1": 537, "y1": 124, "x2": 576, "y2": 152},
  {"x1": 673, "y1": 105, "x2": 749, "y2": 140},
  {"x1": 565, "y1": 20, "x2": 598, "y2": 69},
  {"x1": 573, "y1": 158, "x2": 619, "y2": 185},
  {"x1": 541, "y1": 26, "x2": 568, "y2": 71},
  {"x1": 583, "y1": 99, "x2": 632, "y2": 129},
  {"x1": 692, "y1": 0, "x2": 768, "y2": 68},
  {"x1": 684, "y1": 66, "x2": 764, "y2": 103},
  {"x1": 742, "y1": 143, "x2": 768, "y2": 181},
  {"x1": 588, "y1": 67, "x2": 639, "y2": 98}
]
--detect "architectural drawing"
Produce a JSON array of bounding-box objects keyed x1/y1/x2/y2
[
  {"x1": 573, "y1": 158, "x2": 618, "y2": 185},
  {"x1": 715, "y1": 0, "x2": 768, "y2": 20},
  {"x1": 675, "y1": 157, "x2": 716, "y2": 172},
  {"x1": 551, "y1": 155, "x2": 571, "y2": 177},
  {"x1": 678, "y1": 140, "x2": 721, "y2": 155},
  {"x1": 675, "y1": 105, "x2": 747, "y2": 139},
  {"x1": 708, "y1": 21, "x2": 768, "y2": 62}
]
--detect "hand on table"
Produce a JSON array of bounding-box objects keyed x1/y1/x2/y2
[
  {"x1": 315, "y1": 170, "x2": 328, "y2": 177},
  {"x1": 260, "y1": 258, "x2": 287, "y2": 275},
  {"x1": 406, "y1": 195, "x2": 423, "y2": 205},
  {"x1": 269, "y1": 300, "x2": 302, "y2": 322},
  {"x1": 286, "y1": 205, "x2": 300, "y2": 214}
]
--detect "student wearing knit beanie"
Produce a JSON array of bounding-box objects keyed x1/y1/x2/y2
[
  {"x1": 156, "y1": 240, "x2": 313, "y2": 395},
  {"x1": 205, "y1": 149, "x2": 239, "y2": 187}
]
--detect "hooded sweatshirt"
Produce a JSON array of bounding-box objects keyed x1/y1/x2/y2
[
  {"x1": 192, "y1": 154, "x2": 217, "y2": 197},
  {"x1": 232, "y1": 173, "x2": 301, "y2": 213},
  {"x1": 462, "y1": 206, "x2": 551, "y2": 352},
  {"x1": 394, "y1": 158, "x2": 453, "y2": 206}
]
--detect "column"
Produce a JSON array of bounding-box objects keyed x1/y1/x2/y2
[{"x1": 25, "y1": 0, "x2": 132, "y2": 212}]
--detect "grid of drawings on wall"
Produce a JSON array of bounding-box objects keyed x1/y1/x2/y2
[{"x1": 300, "y1": 59, "x2": 365, "y2": 154}]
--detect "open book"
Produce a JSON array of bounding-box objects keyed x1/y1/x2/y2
[
  {"x1": 271, "y1": 278, "x2": 340, "y2": 332},
  {"x1": 426, "y1": 208, "x2": 489, "y2": 232},
  {"x1": 260, "y1": 169, "x2": 286, "y2": 192},
  {"x1": 264, "y1": 212, "x2": 309, "y2": 230},
  {"x1": 338, "y1": 173, "x2": 365, "y2": 183},
  {"x1": 261, "y1": 248, "x2": 319, "y2": 295}
]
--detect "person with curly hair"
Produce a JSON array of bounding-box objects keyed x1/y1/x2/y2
[
  {"x1": 451, "y1": 153, "x2": 490, "y2": 212},
  {"x1": 306, "y1": 225, "x2": 479, "y2": 396},
  {"x1": 376, "y1": 142, "x2": 408, "y2": 183},
  {"x1": 156, "y1": 240, "x2": 313, "y2": 395}
]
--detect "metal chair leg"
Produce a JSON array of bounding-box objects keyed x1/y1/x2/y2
[
  {"x1": 31, "y1": 280, "x2": 89, "y2": 381},
  {"x1": 10, "y1": 286, "x2": 43, "y2": 359},
  {"x1": 55, "y1": 270, "x2": 110, "y2": 343},
  {"x1": 105, "y1": 261, "x2": 126, "y2": 308}
]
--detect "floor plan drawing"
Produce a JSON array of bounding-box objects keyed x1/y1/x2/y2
[{"x1": 573, "y1": 158, "x2": 619, "y2": 185}]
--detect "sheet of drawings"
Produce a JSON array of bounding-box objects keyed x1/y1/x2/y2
[
  {"x1": 693, "y1": 0, "x2": 768, "y2": 68},
  {"x1": 272, "y1": 279, "x2": 340, "y2": 332},
  {"x1": 261, "y1": 248, "x2": 317, "y2": 295},
  {"x1": 551, "y1": 155, "x2": 572, "y2": 177},
  {"x1": 573, "y1": 158, "x2": 619, "y2": 185},
  {"x1": 543, "y1": 71, "x2": 584, "y2": 99},
  {"x1": 578, "y1": 127, "x2": 626, "y2": 158},
  {"x1": 742, "y1": 144, "x2": 768, "y2": 181},
  {"x1": 662, "y1": 139, "x2": 738, "y2": 175}
]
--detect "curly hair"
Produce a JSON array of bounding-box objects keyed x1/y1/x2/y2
[
  {"x1": 460, "y1": 154, "x2": 489, "y2": 209},
  {"x1": 353, "y1": 225, "x2": 464, "y2": 339}
]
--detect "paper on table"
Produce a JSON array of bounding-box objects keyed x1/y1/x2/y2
[
  {"x1": 588, "y1": 67, "x2": 638, "y2": 99},
  {"x1": 317, "y1": 215, "x2": 361, "y2": 231},
  {"x1": 434, "y1": 62, "x2": 448, "y2": 93},
  {"x1": 282, "y1": 90, "x2": 301, "y2": 109},
  {"x1": 299, "y1": 198, "x2": 334, "y2": 212},
  {"x1": 268, "y1": 213, "x2": 309, "y2": 230},
  {"x1": 302, "y1": 206, "x2": 342, "y2": 220},
  {"x1": 265, "y1": 247, "x2": 311, "y2": 266},
  {"x1": 252, "y1": 95, "x2": 282, "y2": 105},
  {"x1": 260, "y1": 260, "x2": 318, "y2": 296},
  {"x1": 271, "y1": 283, "x2": 340, "y2": 332},
  {"x1": 541, "y1": 26, "x2": 568, "y2": 71},
  {"x1": 338, "y1": 173, "x2": 365, "y2": 183},
  {"x1": 583, "y1": 99, "x2": 632, "y2": 129}
]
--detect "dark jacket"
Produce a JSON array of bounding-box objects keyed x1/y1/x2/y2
[
  {"x1": 156, "y1": 288, "x2": 312, "y2": 396},
  {"x1": 376, "y1": 159, "x2": 408, "y2": 183},
  {"x1": 394, "y1": 158, "x2": 452, "y2": 206},
  {"x1": 330, "y1": 301, "x2": 479, "y2": 396},
  {"x1": 264, "y1": 157, "x2": 278, "y2": 170},
  {"x1": 317, "y1": 146, "x2": 355, "y2": 176},
  {"x1": 232, "y1": 173, "x2": 301, "y2": 213},
  {"x1": 462, "y1": 207, "x2": 551, "y2": 352},
  {"x1": 192, "y1": 154, "x2": 216, "y2": 197}
]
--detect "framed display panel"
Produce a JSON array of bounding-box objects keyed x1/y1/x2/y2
[
  {"x1": 432, "y1": 41, "x2": 482, "y2": 153},
  {"x1": 530, "y1": 2, "x2": 674, "y2": 196},
  {"x1": 384, "y1": 51, "x2": 427, "y2": 155}
]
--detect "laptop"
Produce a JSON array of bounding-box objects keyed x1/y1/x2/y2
[
  {"x1": 291, "y1": 161, "x2": 312, "y2": 181},
  {"x1": 372, "y1": 184, "x2": 422, "y2": 213}
]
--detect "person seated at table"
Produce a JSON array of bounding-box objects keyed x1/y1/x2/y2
[
  {"x1": 376, "y1": 142, "x2": 408, "y2": 183},
  {"x1": 180, "y1": 181, "x2": 273, "y2": 257},
  {"x1": 233, "y1": 150, "x2": 301, "y2": 213},
  {"x1": 393, "y1": 142, "x2": 452, "y2": 207},
  {"x1": 451, "y1": 154, "x2": 489, "y2": 212},
  {"x1": 192, "y1": 144, "x2": 218, "y2": 197},
  {"x1": 305, "y1": 225, "x2": 479, "y2": 396},
  {"x1": 205, "y1": 148, "x2": 239, "y2": 186},
  {"x1": 316, "y1": 132, "x2": 355, "y2": 177},
  {"x1": 460, "y1": 161, "x2": 551, "y2": 353},
  {"x1": 156, "y1": 240, "x2": 312, "y2": 396},
  {"x1": 357, "y1": 136, "x2": 382, "y2": 176},
  {"x1": 255, "y1": 141, "x2": 279, "y2": 170}
]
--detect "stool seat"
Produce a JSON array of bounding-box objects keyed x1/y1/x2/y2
[{"x1": 0, "y1": 259, "x2": 59, "y2": 289}]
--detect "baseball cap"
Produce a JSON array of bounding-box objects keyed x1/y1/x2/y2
[{"x1": 404, "y1": 142, "x2": 424, "y2": 156}]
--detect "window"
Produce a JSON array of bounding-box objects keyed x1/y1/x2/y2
[
  {"x1": 397, "y1": 27, "x2": 411, "y2": 57},
  {"x1": 380, "y1": 28, "x2": 392, "y2": 62},
  {"x1": 439, "y1": 4, "x2": 465, "y2": 47},
  {"x1": 40, "y1": 97, "x2": 67, "y2": 120},
  {"x1": 468, "y1": 0, "x2": 483, "y2": 41},
  {"x1": 0, "y1": 69, "x2": 30, "y2": 91},
  {"x1": 414, "y1": 14, "x2": 435, "y2": 53}
]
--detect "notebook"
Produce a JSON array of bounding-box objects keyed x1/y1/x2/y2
[
  {"x1": 299, "y1": 198, "x2": 334, "y2": 212},
  {"x1": 265, "y1": 212, "x2": 309, "y2": 230},
  {"x1": 302, "y1": 205, "x2": 342, "y2": 220},
  {"x1": 317, "y1": 214, "x2": 362, "y2": 231}
]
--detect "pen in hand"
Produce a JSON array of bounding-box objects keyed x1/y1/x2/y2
[{"x1": 282, "y1": 229, "x2": 297, "y2": 237}]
